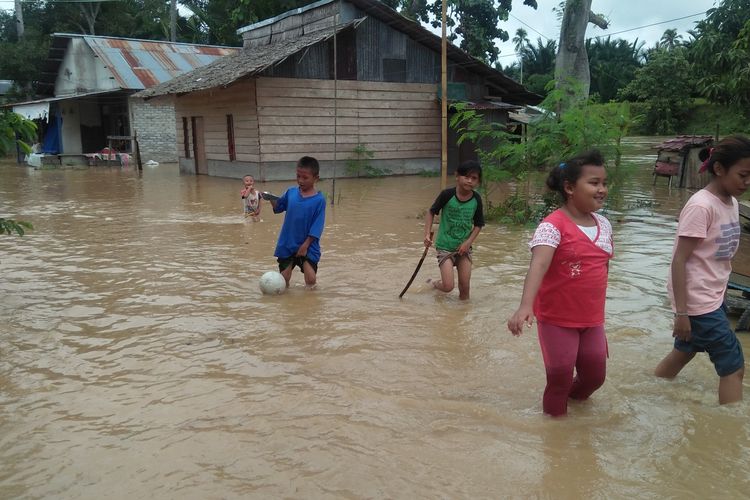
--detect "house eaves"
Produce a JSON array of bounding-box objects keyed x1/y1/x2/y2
[
  {"x1": 235, "y1": 0, "x2": 540, "y2": 105},
  {"x1": 135, "y1": 19, "x2": 364, "y2": 99}
]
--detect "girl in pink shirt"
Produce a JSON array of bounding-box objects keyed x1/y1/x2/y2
[
  {"x1": 508, "y1": 150, "x2": 614, "y2": 417},
  {"x1": 655, "y1": 135, "x2": 750, "y2": 405}
]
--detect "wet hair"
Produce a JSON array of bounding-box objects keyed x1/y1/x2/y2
[
  {"x1": 297, "y1": 156, "x2": 320, "y2": 176},
  {"x1": 699, "y1": 134, "x2": 750, "y2": 176},
  {"x1": 546, "y1": 149, "x2": 605, "y2": 202},
  {"x1": 456, "y1": 160, "x2": 482, "y2": 182},
  {"x1": 243, "y1": 174, "x2": 254, "y2": 180}
]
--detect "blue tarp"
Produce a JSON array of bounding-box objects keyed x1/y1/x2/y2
[{"x1": 42, "y1": 112, "x2": 61, "y2": 154}]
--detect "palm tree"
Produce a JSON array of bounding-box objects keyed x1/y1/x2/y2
[
  {"x1": 512, "y1": 28, "x2": 529, "y2": 53},
  {"x1": 512, "y1": 28, "x2": 529, "y2": 83},
  {"x1": 659, "y1": 28, "x2": 683, "y2": 51},
  {"x1": 586, "y1": 37, "x2": 645, "y2": 102}
]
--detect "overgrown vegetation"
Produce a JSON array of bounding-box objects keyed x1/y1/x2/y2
[
  {"x1": 451, "y1": 83, "x2": 637, "y2": 224},
  {"x1": 0, "y1": 218, "x2": 33, "y2": 236},
  {"x1": 345, "y1": 143, "x2": 390, "y2": 177}
]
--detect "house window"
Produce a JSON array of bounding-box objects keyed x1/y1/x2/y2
[
  {"x1": 227, "y1": 114, "x2": 236, "y2": 161},
  {"x1": 383, "y1": 58, "x2": 406, "y2": 83},
  {"x1": 182, "y1": 117, "x2": 190, "y2": 158}
]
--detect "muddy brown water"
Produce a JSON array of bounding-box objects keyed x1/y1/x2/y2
[{"x1": 1, "y1": 139, "x2": 748, "y2": 498}]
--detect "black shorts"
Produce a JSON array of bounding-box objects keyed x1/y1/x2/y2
[{"x1": 277, "y1": 256, "x2": 318, "y2": 274}]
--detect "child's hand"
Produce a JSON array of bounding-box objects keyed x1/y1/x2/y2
[
  {"x1": 508, "y1": 308, "x2": 534, "y2": 336},
  {"x1": 457, "y1": 241, "x2": 471, "y2": 255},
  {"x1": 424, "y1": 235, "x2": 433, "y2": 247},
  {"x1": 672, "y1": 316, "x2": 691, "y2": 342}
]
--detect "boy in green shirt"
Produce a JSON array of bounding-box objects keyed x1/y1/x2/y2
[{"x1": 424, "y1": 161, "x2": 485, "y2": 300}]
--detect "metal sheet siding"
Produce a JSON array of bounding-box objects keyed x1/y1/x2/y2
[
  {"x1": 84, "y1": 36, "x2": 238, "y2": 90},
  {"x1": 357, "y1": 16, "x2": 437, "y2": 84}
]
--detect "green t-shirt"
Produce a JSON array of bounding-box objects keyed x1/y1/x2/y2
[{"x1": 430, "y1": 187, "x2": 485, "y2": 251}]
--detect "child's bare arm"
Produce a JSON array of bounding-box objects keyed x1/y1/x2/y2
[
  {"x1": 508, "y1": 245, "x2": 555, "y2": 336},
  {"x1": 457, "y1": 226, "x2": 482, "y2": 255},
  {"x1": 424, "y1": 211, "x2": 435, "y2": 247},
  {"x1": 671, "y1": 236, "x2": 701, "y2": 341},
  {"x1": 296, "y1": 236, "x2": 316, "y2": 257}
]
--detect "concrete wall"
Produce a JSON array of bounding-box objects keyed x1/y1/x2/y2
[
  {"x1": 130, "y1": 96, "x2": 178, "y2": 162},
  {"x1": 55, "y1": 38, "x2": 119, "y2": 96},
  {"x1": 59, "y1": 100, "x2": 82, "y2": 154}
]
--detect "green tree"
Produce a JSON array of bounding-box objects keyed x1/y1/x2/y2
[
  {"x1": 449, "y1": 85, "x2": 633, "y2": 222},
  {"x1": 618, "y1": 48, "x2": 694, "y2": 134},
  {"x1": 659, "y1": 28, "x2": 683, "y2": 50},
  {"x1": 586, "y1": 37, "x2": 644, "y2": 103},
  {"x1": 519, "y1": 37, "x2": 557, "y2": 96},
  {"x1": 383, "y1": 0, "x2": 538, "y2": 64},
  {"x1": 690, "y1": 0, "x2": 750, "y2": 108},
  {"x1": 0, "y1": 109, "x2": 36, "y2": 155},
  {"x1": 0, "y1": 110, "x2": 35, "y2": 236}
]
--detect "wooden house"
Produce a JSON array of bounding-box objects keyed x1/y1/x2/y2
[
  {"x1": 135, "y1": 0, "x2": 540, "y2": 180},
  {"x1": 8, "y1": 34, "x2": 238, "y2": 163},
  {"x1": 652, "y1": 135, "x2": 714, "y2": 189}
]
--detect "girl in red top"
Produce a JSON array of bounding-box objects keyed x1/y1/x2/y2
[{"x1": 508, "y1": 150, "x2": 614, "y2": 416}]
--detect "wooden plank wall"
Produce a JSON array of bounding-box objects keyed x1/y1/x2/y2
[
  {"x1": 256, "y1": 77, "x2": 440, "y2": 163},
  {"x1": 174, "y1": 80, "x2": 259, "y2": 163}
]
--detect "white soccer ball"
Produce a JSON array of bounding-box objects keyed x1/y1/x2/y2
[{"x1": 259, "y1": 271, "x2": 286, "y2": 295}]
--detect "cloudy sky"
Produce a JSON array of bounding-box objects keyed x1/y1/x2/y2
[{"x1": 495, "y1": 0, "x2": 719, "y2": 62}]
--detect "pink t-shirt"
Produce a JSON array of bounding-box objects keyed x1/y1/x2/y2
[
  {"x1": 530, "y1": 209, "x2": 614, "y2": 328},
  {"x1": 667, "y1": 189, "x2": 740, "y2": 315}
]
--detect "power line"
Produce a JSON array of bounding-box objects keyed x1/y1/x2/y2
[
  {"x1": 508, "y1": 13, "x2": 551, "y2": 42},
  {"x1": 589, "y1": 11, "x2": 708, "y2": 40}
]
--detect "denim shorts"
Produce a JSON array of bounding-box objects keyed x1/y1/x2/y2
[{"x1": 674, "y1": 305, "x2": 745, "y2": 377}]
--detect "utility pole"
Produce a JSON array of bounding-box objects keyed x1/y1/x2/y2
[
  {"x1": 170, "y1": 0, "x2": 177, "y2": 42},
  {"x1": 440, "y1": 0, "x2": 447, "y2": 190},
  {"x1": 14, "y1": 0, "x2": 24, "y2": 38}
]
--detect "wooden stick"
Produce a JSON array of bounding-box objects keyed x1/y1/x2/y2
[{"x1": 399, "y1": 232, "x2": 433, "y2": 298}]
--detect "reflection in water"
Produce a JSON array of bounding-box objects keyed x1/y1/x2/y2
[{"x1": 0, "y1": 140, "x2": 748, "y2": 498}]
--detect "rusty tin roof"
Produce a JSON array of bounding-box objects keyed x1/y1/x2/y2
[
  {"x1": 654, "y1": 135, "x2": 714, "y2": 152},
  {"x1": 39, "y1": 34, "x2": 239, "y2": 95}
]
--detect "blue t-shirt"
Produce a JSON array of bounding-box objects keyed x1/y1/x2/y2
[{"x1": 273, "y1": 187, "x2": 326, "y2": 262}]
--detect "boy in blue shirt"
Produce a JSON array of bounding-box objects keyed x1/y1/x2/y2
[{"x1": 265, "y1": 156, "x2": 326, "y2": 289}]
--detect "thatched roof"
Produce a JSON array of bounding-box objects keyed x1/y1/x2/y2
[
  {"x1": 135, "y1": 0, "x2": 541, "y2": 104},
  {"x1": 135, "y1": 20, "x2": 361, "y2": 99}
]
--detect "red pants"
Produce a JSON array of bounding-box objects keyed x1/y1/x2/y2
[{"x1": 537, "y1": 322, "x2": 608, "y2": 416}]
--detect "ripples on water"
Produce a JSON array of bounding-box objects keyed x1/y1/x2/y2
[{"x1": 0, "y1": 143, "x2": 748, "y2": 498}]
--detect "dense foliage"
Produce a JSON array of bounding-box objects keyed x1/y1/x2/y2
[
  {"x1": 382, "y1": 0, "x2": 538, "y2": 64},
  {"x1": 450, "y1": 86, "x2": 636, "y2": 222},
  {"x1": 1, "y1": 0, "x2": 749, "y2": 135}
]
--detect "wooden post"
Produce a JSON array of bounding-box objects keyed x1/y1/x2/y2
[
  {"x1": 134, "y1": 132, "x2": 143, "y2": 171},
  {"x1": 440, "y1": 0, "x2": 448, "y2": 190},
  {"x1": 331, "y1": 0, "x2": 339, "y2": 206}
]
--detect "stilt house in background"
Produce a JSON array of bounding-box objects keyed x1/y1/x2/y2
[
  {"x1": 652, "y1": 135, "x2": 714, "y2": 189},
  {"x1": 8, "y1": 34, "x2": 238, "y2": 162},
  {"x1": 135, "y1": 0, "x2": 541, "y2": 180}
]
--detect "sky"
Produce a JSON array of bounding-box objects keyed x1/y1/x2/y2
[{"x1": 494, "y1": 0, "x2": 719, "y2": 63}]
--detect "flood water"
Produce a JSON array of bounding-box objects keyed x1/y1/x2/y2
[{"x1": 1, "y1": 139, "x2": 748, "y2": 499}]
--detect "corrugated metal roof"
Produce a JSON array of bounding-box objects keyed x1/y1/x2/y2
[
  {"x1": 83, "y1": 36, "x2": 239, "y2": 90},
  {"x1": 655, "y1": 135, "x2": 714, "y2": 152},
  {"x1": 36, "y1": 34, "x2": 240, "y2": 95}
]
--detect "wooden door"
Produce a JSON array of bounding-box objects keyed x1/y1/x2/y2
[{"x1": 191, "y1": 116, "x2": 207, "y2": 175}]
